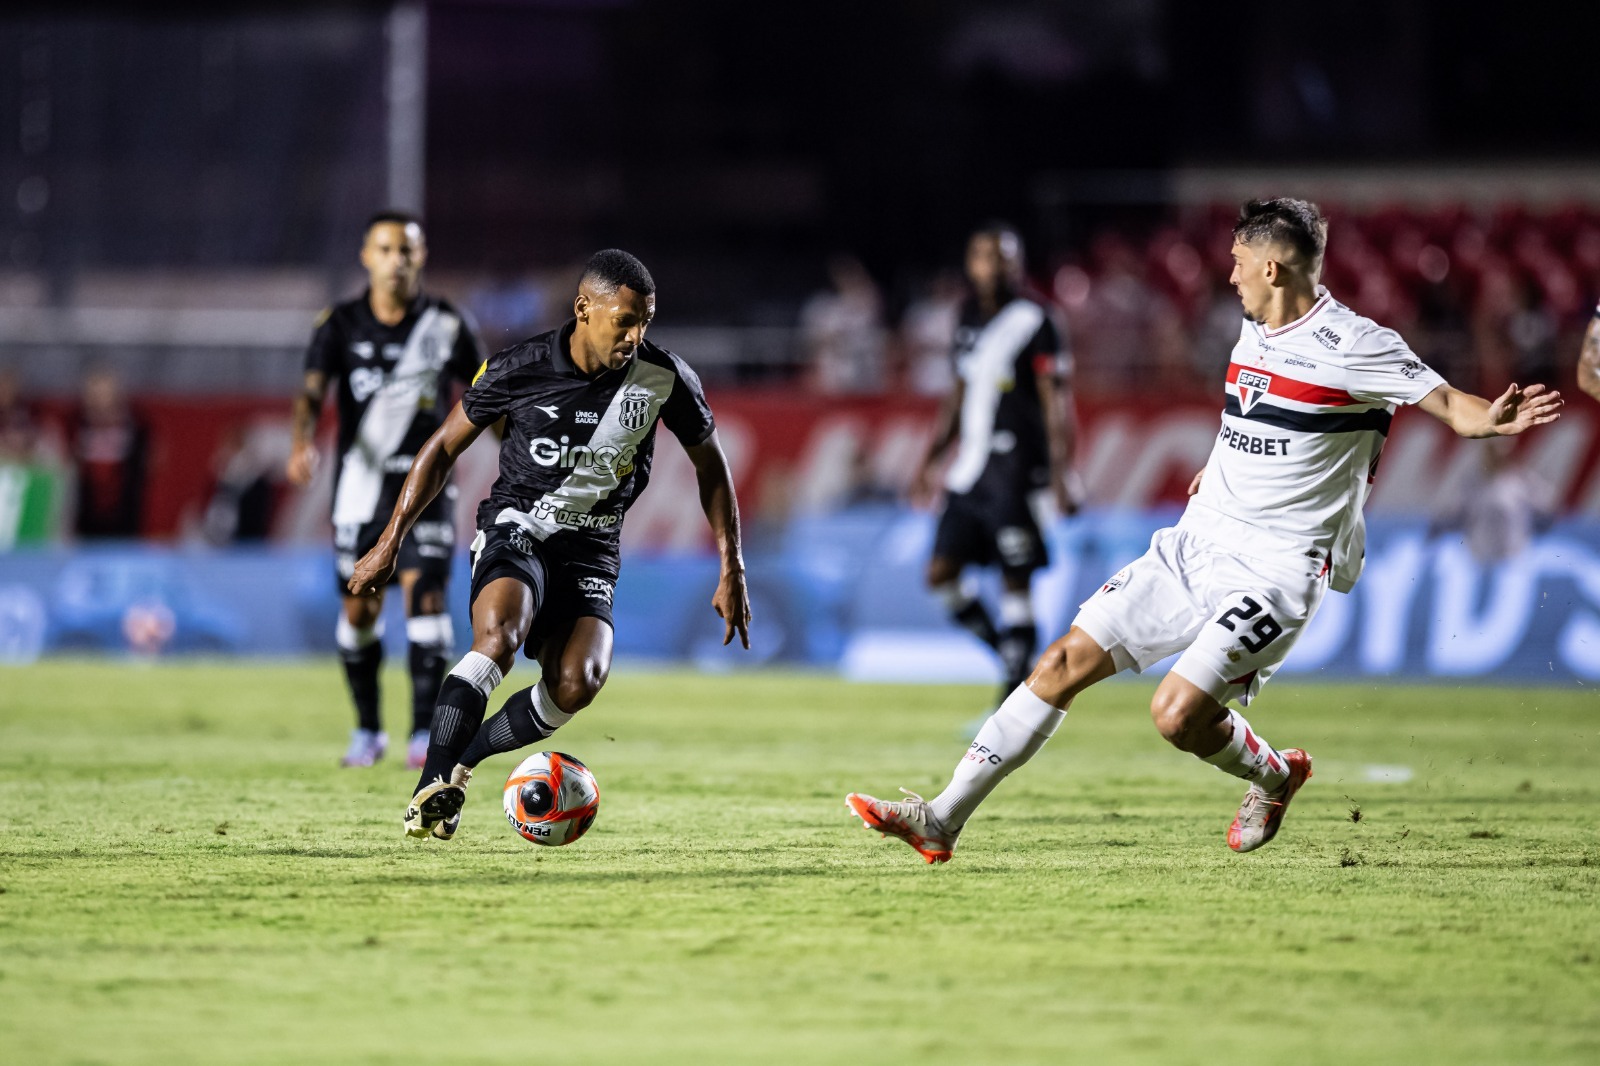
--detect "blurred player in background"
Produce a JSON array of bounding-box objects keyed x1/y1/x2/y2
[
  {"x1": 912, "y1": 223, "x2": 1079, "y2": 708},
  {"x1": 851, "y1": 199, "x2": 1563, "y2": 863},
  {"x1": 288, "y1": 211, "x2": 487, "y2": 769},
  {"x1": 1579, "y1": 300, "x2": 1600, "y2": 403},
  {"x1": 349, "y1": 249, "x2": 751, "y2": 840}
]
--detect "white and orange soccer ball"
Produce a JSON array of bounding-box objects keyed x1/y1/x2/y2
[{"x1": 502, "y1": 751, "x2": 600, "y2": 846}]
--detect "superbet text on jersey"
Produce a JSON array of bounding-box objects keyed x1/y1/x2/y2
[{"x1": 1182, "y1": 287, "x2": 1445, "y2": 592}]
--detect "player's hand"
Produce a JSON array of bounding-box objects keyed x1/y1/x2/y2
[
  {"x1": 1187, "y1": 469, "x2": 1205, "y2": 495},
  {"x1": 907, "y1": 463, "x2": 941, "y2": 510},
  {"x1": 287, "y1": 442, "x2": 319, "y2": 487},
  {"x1": 347, "y1": 541, "x2": 398, "y2": 597},
  {"x1": 1489, "y1": 382, "x2": 1563, "y2": 435},
  {"x1": 712, "y1": 566, "x2": 751, "y2": 650}
]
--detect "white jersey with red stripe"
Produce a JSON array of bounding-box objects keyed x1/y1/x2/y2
[{"x1": 1177, "y1": 287, "x2": 1445, "y2": 593}]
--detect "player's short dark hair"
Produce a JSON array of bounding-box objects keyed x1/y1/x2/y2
[
  {"x1": 971, "y1": 220, "x2": 1025, "y2": 260},
  {"x1": 364, "y1": 209, "x2": 423, "y2": 236},
  {"x1": 581, "y1": 248, "x2": 655, "y2": 297},
  {"x1": 1233, "y1": 198, "x2": 1327, "y2": 271}
]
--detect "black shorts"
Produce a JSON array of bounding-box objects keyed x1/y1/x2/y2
[
  {"x1": 932, "y1": 490, "x2": 1049, "y2": 577},
  {"x1": 468, "y1": 525, "x2": 617, "y2": 658},
  {"x1": 334, "y1": 487, "x2": 455, "y2": 595}
]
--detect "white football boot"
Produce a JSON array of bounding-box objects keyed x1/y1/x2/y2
[
  {"x1": 846, "y1": 789, "x2": 960, "y2": 864},
  {"x1": 1228, "y1": 748, "x2": 1314, "y2": 853},
  {"x1": 340, "y1": 729, "x2": 387, "y2": 768}
]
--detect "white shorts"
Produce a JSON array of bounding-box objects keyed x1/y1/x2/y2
[{"x1": 1072, "y1": 527, "x2": 1328, "y2": 706}]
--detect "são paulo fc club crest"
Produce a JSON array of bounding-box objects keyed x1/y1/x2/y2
[
  {"x1": 618, "y1": 389, "x2": 652, "y2": 431},
  {"x1": 1236, "y1": 369, "x2": 1272, "y2": 413}
]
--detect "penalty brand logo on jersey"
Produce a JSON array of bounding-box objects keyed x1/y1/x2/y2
[
  {"x1": 576, "y1": 576, "x2": 614, "y2": 605},
  {"x1": 1236, "y1": 369, "x2": 1272, "y2": 414},
  {"x1": 618, "y1": 388, "x2": 653, "y2": 432}
]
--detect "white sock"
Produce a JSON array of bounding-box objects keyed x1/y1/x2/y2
[
  {"x1": 928, "y1": 686, "x2": 1066, "y2": 831},
  {"x1": 998, "y1": 590, "x2": 1033, "y2": 628},
  {"x1": 405, "y1": 613, "x2": 454, "y2": 651},
  {"x1": 448, "y1": 650, "x2": 503, "y2": 700},
  {"x1": 1201, "y1": 710, "x2": 1289, "y2": 791},
  {"x1": 530, "y1": 680, "x2": 575, "y2": 732},
  {"x1": 335, "y1": 616, "x2": 383, "y2": 651},
  {"x1": 933, "y1": 578, "x2": 976, "y2": 613}
]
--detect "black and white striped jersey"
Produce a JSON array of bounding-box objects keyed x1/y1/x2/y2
[
  {"x1": 304, "y1": 292, "x2": 485, "y2": 528},
  {"x1": 944, "y1": 292, "x2": 1069, "y2": 506},
  {"x1": 462, "y1": 319, "x2": 716, "y2": 557}
]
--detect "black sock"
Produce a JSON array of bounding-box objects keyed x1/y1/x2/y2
[
  {"x1": 340, "y1": 643, "x2": 383, "y2": 733},
  {"x1": 415, "y1": 676, "x2": 488, "y2": 790},
  {"x1": 997, "y1": 623, "x2": 1038, "y2": 691},
  {"x1": 457, "y1": 686, "x2": 552, "y2": 768},
  {"x1": 408, "y1": 641, "x2": 449, "y2": 736},
  {"x1": 953, "y1": 599, "x2": 1000, "y2": 649}
]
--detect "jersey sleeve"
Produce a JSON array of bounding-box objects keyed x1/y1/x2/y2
[
  {"x1": 661, "y1": 354, "x2": 717, "y2": 447},
  {"x1": 447, "y1": 305, "x2": 490, "y2": 384},
  {"x1": 303, "y1": 308, "x2": 342, "y2": 377},
  {"x1": 1025, "y1": 311, "x2": 1072, "y2": 381},
  {"x1": 461, "y1": 348, "x2": 516, "y2": 426},
  {"x1": 1344, "y1": 328, "x2": 1446, "y2": 406}
]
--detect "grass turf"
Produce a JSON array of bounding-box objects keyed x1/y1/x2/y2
[{"x1": 0, "y1": 661, "x2": 1596, "y2": 1065}]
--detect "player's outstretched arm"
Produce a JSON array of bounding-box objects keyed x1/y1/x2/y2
[
  {"x1": 685, "y1": 431, "x2": 751, "y2": 650},
  {"x1": 1579, "y1": 316, "x2": 1600, "y2": 403},
  {"x1": 287, "y1": 370, "x2": 328, "y2": 486},
  {"x1": 347, "y1": 403, "x2": 485, "y2": 596},
  {"x1": 1416, "y1": 382, "x2": 1564, "y2": 439}
]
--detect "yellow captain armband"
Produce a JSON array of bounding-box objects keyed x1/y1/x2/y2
[
  {"x1": 472, "y1": 360, "x2": 488, "y2": 385},
  {"x1": 312, "y1": 307, "x2": 332, "y2": 328}
]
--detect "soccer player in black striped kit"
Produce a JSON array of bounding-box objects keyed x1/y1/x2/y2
[
  {"x1": 912, "y1": 224, "x2": 1080, "y2": 707},
  {"x1": 288, "y1": 211, "x2": 487, "y2": 769},
  {"x1": 350, "y1": 249, "x2": 751, "y2": 839}
]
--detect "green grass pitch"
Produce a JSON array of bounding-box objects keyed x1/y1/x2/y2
[{"x1": 1, "y1": 661, "x2": 1596, "y2": 1065}]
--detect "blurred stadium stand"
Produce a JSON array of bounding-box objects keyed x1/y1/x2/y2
[{"x1": 3, "y1": 2, "x2": 1599, "y2": 673}]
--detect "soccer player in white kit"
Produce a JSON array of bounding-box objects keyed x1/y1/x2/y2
[{"x1": 847, "y1": 198, "x2": 1565, "y2": 862}]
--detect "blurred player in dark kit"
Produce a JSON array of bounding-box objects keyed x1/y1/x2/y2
[
  {"x1": 912, "y1": 224, "x2": 1079, "y2": 705},
  {"x1": 349, "y1": 249, "x2": 751, "y2": 840},
  {"x1": 288, "y1": 211, "x2": 487, "y2": 769}
]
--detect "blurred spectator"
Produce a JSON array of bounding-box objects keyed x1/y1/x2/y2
[
  {"x1": 200, "y1": 423, "x2": 290, "y2": 545},
  {"x1": 1504, "y1": 275, "x2": 1560, "y2": 384},
  {"x1": 0, "y1": 370, "x2": 37, "y2": 463},
  {"x1": 70, "y1": 368, "x2": 148, "y2": 539},
  {"x1": 900, "y1": 270, "x2": 964, "y2": 396},
  {"x1": 801, "y1": 254, "x2": 887, "y2": 393},
  {"x1": 1431, "y1": 439, "x2": 1557, "y2": 565}
]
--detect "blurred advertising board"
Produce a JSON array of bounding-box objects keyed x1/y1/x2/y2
[
  {"x1": 23, "y1": 393, "x2": 1600, "y2": 543},
  {"x1": 1, "y1": 513, "x2": 1597, "y2": 684}
]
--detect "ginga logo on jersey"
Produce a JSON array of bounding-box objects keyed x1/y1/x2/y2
[{"x1": 528, "y1": 435, "x2": 636, "y2": 476}]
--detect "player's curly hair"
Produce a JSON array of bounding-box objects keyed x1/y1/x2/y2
[
  {"x1": 582, "y1": 248, "x2": 656, "y2": 296},
  {"x1": 1233, "y1": 198, "x2": 1328, "y2": 273}
]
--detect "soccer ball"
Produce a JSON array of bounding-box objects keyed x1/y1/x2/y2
[{"x1": 502, "y1": 751, "x2": 600, "y2": 846}]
